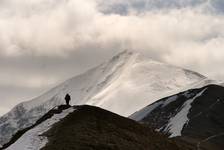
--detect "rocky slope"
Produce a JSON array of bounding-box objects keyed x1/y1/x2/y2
[{"x1": 130, "y1": 84, "x2": 224, "y2": 150}]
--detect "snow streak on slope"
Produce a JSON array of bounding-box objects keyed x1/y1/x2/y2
[
  {"x1": 6, "y1": 108, "x2": 75, "y2": 150},
  {"x1": 130, "y1": 84, "x2": 224, "y2": 150},
  {"x1": 130, "y1": 101, "x2": 164, "y2": 122},
  {"x1": 0, "y1": 50, "x2": 206, "y2": 145},
  {"x1": 164, "y1": 88, "x2": 207, "y2": 138},
  {"x1": 130, "y1": 88, "x2": 208, "y2": 138},
  {"x1": 130, "y1": 95, "x2": 179, "y2": 121},
  {"x1": 130, "y1": 79, "x2": 218, "y2": 121}
]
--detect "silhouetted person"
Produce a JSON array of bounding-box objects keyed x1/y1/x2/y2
[{"x1": 65, "y1": 94, "x2": 71, "y2": 106}]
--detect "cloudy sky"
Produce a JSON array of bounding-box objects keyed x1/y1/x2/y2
[{"x1": 1, "y1": 0, "x2": 224, "y2": 115}]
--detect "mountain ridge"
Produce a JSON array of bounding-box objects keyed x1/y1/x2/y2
[
  {"x1": 3, "y1": 105, "x2": 192, "y2": 150},
  {"x1": 130, "y1": 84, "x2": 224, "y2": 150},
  {"x1": 0, "y1": 50, "x2": 207, "y2": 146}
]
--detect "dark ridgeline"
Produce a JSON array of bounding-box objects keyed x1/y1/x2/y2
[
  {"x1": 1, "y1": 105, "x2": 192, "y2": 150},
  {"x1": 41, "y1": 105, "x2": 190, "y2": 150},
  {"x1": 134, "y1": 84, "x2": 224, "y2": 150}
]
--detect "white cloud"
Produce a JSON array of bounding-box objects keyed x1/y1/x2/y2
[
  {"x1": 1, "y1": 0, "x2": 224, "y2": 115},
  {"x1": 0, "y1": 72, "x2": 58, "y2": 88},
  {"x1": 0, "y1": 0, "x2": 223, "y2": 64},
  {"x1": 1, "y1": 0, "x2": 224, "y2": 78},
  {"x1": 0, "y1": 107, "x2": 10, "y2": 116},
  {"x1": 0, "y1": 0, "x2": 99, "y2": 56}
]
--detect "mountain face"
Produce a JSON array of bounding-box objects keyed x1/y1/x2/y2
[
  {"x1": 0, "y1": 50, "x2": 206, "y2": 146},
  {"x1": 3, "y1": 105, "x2": 190, "y2": 150},
  {"x1": 130, "y1": 84, "x2": 224, "y2": 150}
]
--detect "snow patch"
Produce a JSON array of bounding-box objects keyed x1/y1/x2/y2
[
  {"x1": 130, "y1": 101, "x2": 163, "y2": 121},
  {"x1": 130, "y1": 95, "x2": 178, "y2": 121},
  {"x1": 6, "y1": 108, "x2": 75, "y2": 150},
  {"x1": 162, "y1": 95, "x2": 178, "y2": 108},
  {"x1": 164, "y1": 88, "x2": 207, "y2": 138}
]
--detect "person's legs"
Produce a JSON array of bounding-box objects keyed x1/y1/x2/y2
[{"x1": 66, "y1": 99, "x2": 69, "y2": 105}]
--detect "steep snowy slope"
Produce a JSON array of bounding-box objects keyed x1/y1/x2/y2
[
  {"x1": 4, "y1": 105, "x2": 75, "y2": 150},
  {"x1": 0, "y1": 50, "x2": 206, "y2": 146},
  {"x1": 130, "y1": 84, "x2": 224, "y2": 150}
]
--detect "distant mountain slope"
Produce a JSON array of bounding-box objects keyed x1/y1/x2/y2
[
  {"x1": 0, "y1": 50, "x2": 206, "y2": 146},
  {"x1": 3, "y1": 105, "x2": 191, "y2": 150},
  {"x1": 130, "y1": 84, "x2": 224, "y2": 150}
]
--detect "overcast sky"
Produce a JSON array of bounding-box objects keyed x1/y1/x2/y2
[{"x1": 1, "y1": 0, "x2": 224, "y2": 115}]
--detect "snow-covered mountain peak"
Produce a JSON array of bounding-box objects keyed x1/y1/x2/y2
[{"x1": 0, "y1": 50, "x2": 207, "y2": 146}]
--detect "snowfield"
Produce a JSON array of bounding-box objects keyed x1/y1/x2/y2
[{"x1": 0, "y1": 50, "x2": 207, "y2": 145}]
